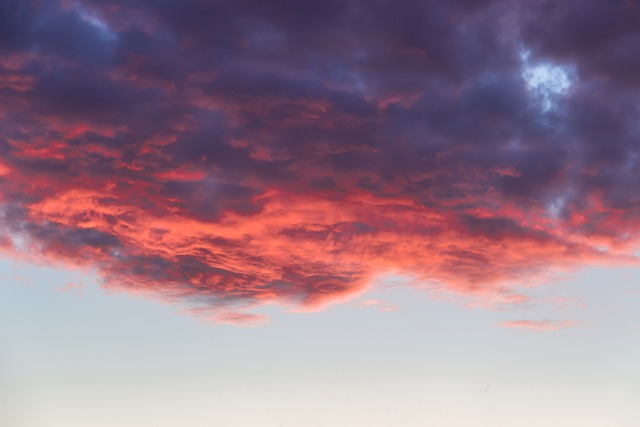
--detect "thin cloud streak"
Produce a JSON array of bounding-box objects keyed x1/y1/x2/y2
[{"x1": 498, "y1": 319, "x2": 580, "y2": 332}]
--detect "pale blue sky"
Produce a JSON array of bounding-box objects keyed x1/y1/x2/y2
[{"x1": 1, "y1": 258, "x2": 638, "y2": 427}]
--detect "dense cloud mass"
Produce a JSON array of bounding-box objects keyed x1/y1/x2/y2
[{"x1": 1, "y1": 0, "x2": 639, "y2": 323}]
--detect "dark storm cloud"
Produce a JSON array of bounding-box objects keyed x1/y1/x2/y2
[{"x1": 1, "y1": 0, "x2": 639, "y2": 323}]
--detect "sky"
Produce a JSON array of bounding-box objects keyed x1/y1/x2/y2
[{"x1": 1, "y1": 0, "x2": 639, "y2": 425}]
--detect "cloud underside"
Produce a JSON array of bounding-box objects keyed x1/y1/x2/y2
[{"x1": 1, "y1": 0, "x2": 639, "y2": 323}]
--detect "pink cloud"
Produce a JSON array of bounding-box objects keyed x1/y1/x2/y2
[
  {"x1": 360, "y1": 299, "x2": 397, "y2": 312},
  {"x1": 57, "y1": 281, "x2": 84, "y2": 296},
  {"x1": 498, "y1": 320, "x2": 580, "y2": 332}
]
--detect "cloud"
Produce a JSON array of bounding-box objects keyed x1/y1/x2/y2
[
  {"x1": 57, "y1": 281, "x2": 84, "y2": 296},
  {"x1": 360, "y1": 299, "x2": 397, "y2": 312},
  {"x1": 361, "y1": 299, "x2": 382, "y2": 306},
  {"x1": 1, "y1": 0, "x2": 639, "y2": 323},
  {"x1": 498, "y1": 319, "x2": 579, "y2": 332}
]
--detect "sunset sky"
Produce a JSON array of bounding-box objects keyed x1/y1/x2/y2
[{"x1": 1, "y1": 0, "x2": 639, "y2": 425}]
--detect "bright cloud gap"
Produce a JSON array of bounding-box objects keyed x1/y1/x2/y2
[{"x1": 520, "y1": 49, "x2": 576, "y2": 112}]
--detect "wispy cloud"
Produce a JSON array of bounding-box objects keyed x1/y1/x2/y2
[{"x1": 498, "y1": 319, "x2": 580, "y2": 332}]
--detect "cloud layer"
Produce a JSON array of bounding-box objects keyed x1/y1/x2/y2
[{"x1": 1, "y1": 0, "x2": 639, "y2": 323}]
